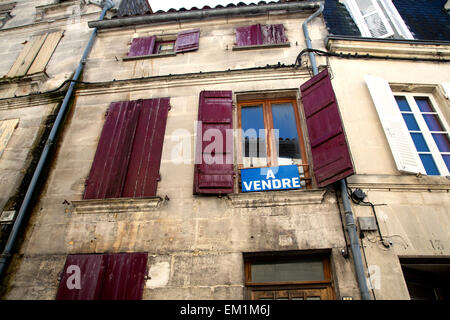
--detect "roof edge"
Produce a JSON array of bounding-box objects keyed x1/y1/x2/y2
[{"x1": 88, "y1": 1, "x2": 323, "y2": 29}]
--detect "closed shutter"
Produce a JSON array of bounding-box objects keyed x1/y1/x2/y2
[
  {"x1": 128, "y1": 36, "x2": 156, "y2": 57},
  {"x1": 122, "y1": 98, "x2": 170, "y2": 198},
  {"x1": 300, "y1": 69, "x2": 354, "y2": 187},
  {"x1": 261, "y1": 24, "x2": 287, "y2": 44},
  {"x1": 194, "y1": 91, "x2": 234, "y2": 194},
  {"x1": 364, "y1": 74, "x2": 423, "y2": 174},
  {"x1": 236, "y1": 24, "x2": 263, "y2": 46},
  {"x1": 175, "y1": 29, "x2": 200, "y2": 53},
  {"x1": 56, "y1": 254, "x2": 107, "y2": 300},
  {"x1": 100, "y1": 253, "x2": 148, "y2": 300},
  {"x1": 83, "y1": 101, "x2": 141, "y2": 200},
  {"x1": 56, "y1": 253, "x2": 147, "y2": 300}
]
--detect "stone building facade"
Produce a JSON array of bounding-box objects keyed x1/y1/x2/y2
[{"x1": 0, "y1": 0, "x2": 449, "y2": 300}]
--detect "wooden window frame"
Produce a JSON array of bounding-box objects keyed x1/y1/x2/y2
[
  {"x1": 244, "y1": 254, "x2": 335, "y2": 300},
  {"x1": 154, "y1": 39, "x2": 175, "y2": 54},
  {"x1": 237, "y1": 98, "x2": 311, "y2": 188}
]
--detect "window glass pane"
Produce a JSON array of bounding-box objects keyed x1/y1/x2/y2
[
  {"x1": 419, "y1": 154, "x2": 440, "y2": 175},
  {"x1": 306, "y1": 296, "x2": 321, "y2": 300},
  {"x1": 251, "y1": 259, "x2": 324, "y2": 283},
  {"x1": 271, "y1": 103, "x2": 301, "y2": 160},
  {"x1": 358, "y1": 0, "x2": 376, "y2": 15},
  {"x1": 365, "y1": 13, "x2": 388, "y2": 37},
  {"x1": 395, "y1": 96, "x2": 411, "y2": 111},
  {"x1": 432, "y1": 133, "x2": 450, "y2": 153},
  {"x1": 443, "y1": 154, "x2": 450, "y2": 171},
  {"x1": 410, "y1": 133, "x2": 429, "y2": 152},
  {"x1": 415, "y1": 97, "x2": 434, "y2": 112},
  {"x1": 241, "y1": 105, "x2": 267, "y2": 167},
  {"x1": 402, "y1": 114, "x2": 420, "y2": 131},
  {"x1": 422, "y1": 114, "x2": 444, "y2": 132}
]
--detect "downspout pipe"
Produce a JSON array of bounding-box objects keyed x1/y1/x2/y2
[
  {"x1": 0, "y1": 0, "x2": 115, "y2": 282},
  {"x1": 302, "y1": 4, "x2": 372, "y2": 300},
  {"x1": 302, "y1": 3, "x2": 323, "y2": 75}
]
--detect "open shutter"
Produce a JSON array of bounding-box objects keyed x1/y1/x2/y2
[
  {"x1": 100, "y1": 253, "x2": 148, "y2": 300},
  {"x1": 56, "y1": 254, "x2": 107, "y2": 300},
  {"x1": 261, "y1": 24, "x2": 287, "y2": 44},
  {"x1": 194, "y1": 91, "x2": 234, "y2": 194},
  {"x1": 128, "y1": 36, "x2": 156, "y2": 57},
  {"x1": 83, "y1": 101, "x2": 141, "y2": 200},
  {"x1": 175, "y1": 29, "x2": 200, "y2": 53},
  {"x1": 300, "y1": 69, "x2": 354, "y2": 187},
  {"x1": 0, "y1": 118, "x2": 19, "y2": 159},
  {"x1": 6, "y1": 34, "x2": 48, "y2": 78},
  {"x1": 27, "y1": 31, "x2": 63, "y2": 74},
  {"x1": 122, "y1": 98, "x2": 170, "y2": 198},
  {"x1": 236, "y1": 24, "x2": 263, "y2": 46},
  {"x1": 364, "y1": 75, "x2": 423, "y2": 174}
]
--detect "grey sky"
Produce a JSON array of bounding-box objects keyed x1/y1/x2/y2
[{"x1": 149, "y1": 0, "x2": 255, "y2": 11}]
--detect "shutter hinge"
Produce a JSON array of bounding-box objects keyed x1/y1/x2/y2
[{"x1": 157, "y1": 173, "x2": 161, "y2": 181}]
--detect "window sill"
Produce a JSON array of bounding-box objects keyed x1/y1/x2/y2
[
  {"x1": 227, "y1": 189, "x2": 326, "y2": 208},
  {"x1": 122, "y1": 52, "x2": 177, "y2": 61},
  {"x1": 71, "y1": 197, "x2": 163, "y2": 215},
  {"x1": 232, "y1": 42, "x2": 291, "y2": 51},
  {"x1": 0, "y1": 71, "x2": 48, "y2": 85}
]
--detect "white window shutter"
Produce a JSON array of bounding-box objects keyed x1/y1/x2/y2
[
  {"x1": 441, "y1": 83, "x2": 450, "y2": 100},
  {"x1": 378, "y1": 0, "x2": 414, "y2": 40},
  {"x1": 342, "y1": 0, "x2": 394, "y2": 38},
  {"x1": 364, "y1": 75, "x2": 424, "y2": 174}
]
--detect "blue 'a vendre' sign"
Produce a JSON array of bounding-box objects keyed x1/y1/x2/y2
[{"x1": 240, "y1": 165, "x2": 301, "y2": 192}]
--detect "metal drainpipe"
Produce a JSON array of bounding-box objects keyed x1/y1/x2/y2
[
  {"x1": 302, "y1": 4, "x2": 372, "y2": 300},
  {"x1": 0, "y1": 0, "x2": 115, "y2": 282}
]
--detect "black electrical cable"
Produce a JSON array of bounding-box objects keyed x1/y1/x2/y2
[
  {"x1": 294, "y1": 48, "x2": 450, "y2": 67},
  {"x1": 0, "y1": 63, "x2": 298, "y2": 102},
  {"x1": 359, "y1": 235, "x2": 377, "y2": 300},
  {"x1": 347, "y1": 186, "x2": 390, "y2": 248}
]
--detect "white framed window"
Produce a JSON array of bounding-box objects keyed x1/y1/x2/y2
[
  {"x1": 342, "y1": 0, "x2": 414, "y2": 39},
  {"x1": 393, "y1": 93, "x2": 450, "y2": 176},
  {"x1": 365, "y1": 75, "x2": 450, "y2": 176}
]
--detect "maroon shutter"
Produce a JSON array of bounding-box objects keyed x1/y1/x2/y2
[
  {"x1": 175, "y1": 29, "x2": 200, "y2": 53},
  {"x1": 56, "y1": 254, "x2": 107, "y2": 300},
  {"x1": 236, "y1": 24, "x2": 263, "y2": 46},
  {"x1": 122, "y1": 98, "x2": 170, "y2": 198},
  {"x1": 100, "y1": 253, "x2": 148, "y2": 300},
  {"x1": 261, "y1": 24, "x2": 287, "y2": 44},
  {"x1": 300, "y1": 69, "x2": 354, "y2": 187},
  {"x1": 84, "y1": 101, "x2": 141, "y2": 200},
  {"x1": 128, "y1": 36, "x2": 156, "y2": 57},
  {"x1": 194, "y1": 91, "x2": 234, "y2": 194}
]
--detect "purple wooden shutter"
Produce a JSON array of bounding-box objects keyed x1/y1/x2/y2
[
  {"x1": 128, "y1": 36, "x2": 156, "y2": 57},
  {"x1": 56, "y1": 254, "x2": 107, "y2": 300},
  {"x1": 175, "y1": 29, "x2": 200, "y2": 53},
  {"x1": 122, "y1": 98, "x2": 170, "y2": 198},
  {"x1": 261, "y1": 24, "x2": 287, "y2": 44},
  {"x1": 300, "y1": 69, "x2": 354, "y2": 187},
  {"x1": 194, "y1": 91, "x2": 234, "y2": 194},
  {"x1": 100, "y1": 253, "x2": 148, "y2": 300},
  {"x1": 236, "y1": 24, "x2": 263, "y2": 46},
  {"x1": 83, "y1": 101, "x2": 141, "y2": 200}
]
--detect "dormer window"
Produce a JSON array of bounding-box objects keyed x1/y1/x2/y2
[{"x1": 342, "y1": 0, "x2": 414, "y2": 39}]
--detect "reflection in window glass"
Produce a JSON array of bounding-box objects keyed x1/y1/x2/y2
[
  {"x1": 251, "y1": 260, "x2": 324, "y2": 283},
  {"x1": 272, "y1": 103, "x2": 301, "y2": 163},
  {"x1": 415, "y1": 97, "x2": 434, "y2": 112},
  {"x1": 241, "y1": 105, "x2": 266, "y2": 168}
]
